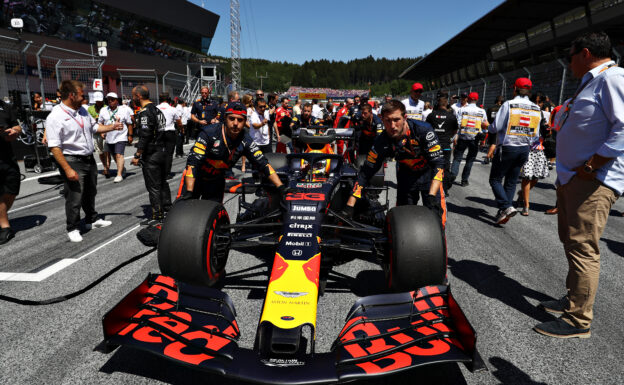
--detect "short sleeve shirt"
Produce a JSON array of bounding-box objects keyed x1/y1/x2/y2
[
  {"x1": 99, "y1": 105, "x2": 132, "y2": 143},
  {"x1": 157, "y1": 102, "x2": 181, "y2": 131},
  {"x1": 250, "y1": 109, "x2": 271, "y2": 145},
  {"x1": 46, "y1": 104, "x2": 98, "y2": 155}
]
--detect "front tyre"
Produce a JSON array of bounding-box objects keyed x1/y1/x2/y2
[
  {"x1": 158, "y1": 200, "x2": 230, "y2": 286},
  {"x1": 384, "y1": 205, "x2": 446, "y2": 291}
]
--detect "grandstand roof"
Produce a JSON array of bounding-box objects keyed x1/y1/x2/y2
[
  {"x1": 399, "y1": 0, "x2": 624, "y2": 80},
  {"x1": 94, "y1": 0, "x2": 219, "y2": 38}
]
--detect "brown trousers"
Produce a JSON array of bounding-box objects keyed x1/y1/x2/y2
[{"x1": 557, "y1": 176, "x2": 617, "y2": 329}]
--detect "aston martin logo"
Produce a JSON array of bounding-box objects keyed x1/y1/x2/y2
[{"x1": 274, "y1": 291, "x2": 309, "y2": 298}]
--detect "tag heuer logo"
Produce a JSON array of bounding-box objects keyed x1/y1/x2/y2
[
  {"x1": 213, "y1": 140, "x2": 220, "y2": 147},
  {"x1": 274, "y1": 291, "x2": 308, "y2": 298}
]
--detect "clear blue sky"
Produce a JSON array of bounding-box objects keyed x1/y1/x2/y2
[{"x1": 192, "y1": 0, "x2": 505, "y2": 63}]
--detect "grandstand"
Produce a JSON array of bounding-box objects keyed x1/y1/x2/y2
[
  {"x1": 0, "y1": 0, "x2": 222, "y2": 101},
  {"x1": 399, "y1": 0, "x2": 624, "y2": 107}
]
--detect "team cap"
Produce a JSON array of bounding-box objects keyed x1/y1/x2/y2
[
  {"x1": 411, "y1": 82, "x2": 424, "y2": 91},
  {"x1": 468, "y1": 92, "x2": 479, "y2": 101},
  {"x1": 105, "y1": 92, "x2": 118, "y2": 99},
  {"x1": 92, "y1": 92, "x2": 104, "y2": 102},
  {"x1": 514, "y1": 77, "x2": 532, "y2": 89},
  {"x1": 460, "y1": 92, "x2": 468, "y2": 99}
]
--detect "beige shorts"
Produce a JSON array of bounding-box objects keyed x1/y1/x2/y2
[{"x1": 93, "y1": 135, "x2": 105, "y2": 154}]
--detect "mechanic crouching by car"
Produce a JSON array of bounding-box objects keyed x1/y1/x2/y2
[
  {"x1": 344, "y1": 99, "x2": 446, "y2": 218},
  {"x1": 180, "y1": 102, "x2": 287, "y2": 203}
]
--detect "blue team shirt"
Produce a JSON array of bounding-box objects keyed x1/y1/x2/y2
[{"x1": 556, "y1": 61, "x2": 624, "y2": 195}]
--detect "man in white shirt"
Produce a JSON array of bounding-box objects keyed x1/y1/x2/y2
[
  {"x1": 250, "y1": 98, "x2": 272, "y2": 154},
  {"x1": 311, "y1": 98, "x2": 323, "y2": 119},
  {"x1": 157, "y1": 93, "x2": 183, "y2": 177},
  {"x1": 99, "y1": 92, "x2": 133, "y2": 182},
  {"x1": 45, "y1": 80, "x2": 123, "y2": 242},
  {"x1": 175, "y1": 99, "x2": 188, "y2": 157},
  {"x1": 401, "y1": 82, "x2": 425, "y2": 121}
]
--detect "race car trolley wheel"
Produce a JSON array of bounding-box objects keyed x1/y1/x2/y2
[
  {"x1": 384, "y1": 205, "x2": 446, "y2": 292},
  {"x1": 158, "y1": 200, "x2": 230, "y2": 286}
]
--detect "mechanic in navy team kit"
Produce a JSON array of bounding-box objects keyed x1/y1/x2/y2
[
  {"x1": 290, "y1": 102, "x2": 322, "y2": 152},
  {"x1": 349, "y1": 103, "x2": 383, "y2": 160},
  {"x1": 130, "y1": 85, "x2": 171, "y2": 225},
  {"x1": 344, "y1": 99, "x2": 446, "y2": 216},
  {"x1": 180, "y1": 102, "x2": 287, "y2": 203},
  {"x1": 426, "y1": 95, "x2": 458, "y2": 195},
  {"x1": 190, "y1": 86, "x2": 219, "y2": 137},
  {"x1": 0, "y1": 99, "x2": 22, "y2": 245}
]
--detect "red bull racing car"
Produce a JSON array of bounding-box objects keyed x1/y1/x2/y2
[{"x1": 101, "y1": 128, "x2": 483, "y2": 383}]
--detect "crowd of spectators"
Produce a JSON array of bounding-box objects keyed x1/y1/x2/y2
[{"x1": 285, "y1": 86, "x2": 369, "y2": 99}]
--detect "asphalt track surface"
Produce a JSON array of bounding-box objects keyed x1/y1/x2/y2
[{"x1": 1, "y1": 145, "x2": 623, "y2": 385}]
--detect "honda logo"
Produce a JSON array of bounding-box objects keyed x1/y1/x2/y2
[{"x1": 291, "y1": 249, "x2": 303, "y2": 256}]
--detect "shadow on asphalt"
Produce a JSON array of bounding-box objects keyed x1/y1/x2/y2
[
  {"x1": 535, "y1": 181, "x2": 556, "y2": 191},
  {"x1": 601, "y1": 237, "x2": 624, "y2": 257},
  {"x1": 465, "y1": 195, "x2": 555, "y2": 214},
  {"x1": 489, "y1": 356, "x2": 548, "y2": 385},
  {"x1": 448, "y1": 258, "x2": 557, "y2": 323},
  {"x1": 9, "y1": 214, "x2": 47, "y2": 232},
  {"x1": 446, "y1": 201, "x2": 495, "y2": 226}
]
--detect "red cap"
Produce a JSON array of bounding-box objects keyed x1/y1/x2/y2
[
  {"x1": 411, "y1": 82, "x2": 424, "y2": 91},
  {"x1": 468, "y1": 92, "x2": 479, "y2": 101},
  {"x1": 514, "y1": 77, "x2": 532, "y2": 89}
]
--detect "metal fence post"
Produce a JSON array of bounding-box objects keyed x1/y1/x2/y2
[
  {"x1": 480, "y1": 78, "x2": 487, "y2": 105},
  {"x1": 557, "y1": 59, "x2": 567, "y2": 105},
  {"x1": 523, "y1": 66, "x2": 531, "y2": 79},
  {"x1": 613, "y1": 47, "x2": 621, "y2": 65},
  {"x1": 21, "y1": 41, "x2": 32, "y2": 108},
  {"x1": 498, "y1": 73, "x2": 506, "y2": 99},
  {"x1": 156, "y1": 75, "x2": 159, "y2": 103},
  {"x1": 36, "y1": 44, "x2": 47, "y2": 99}
]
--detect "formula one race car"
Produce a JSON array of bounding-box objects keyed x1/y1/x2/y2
[{"x1": 102, "y1": 128, "x2": 483, "y2": 383}]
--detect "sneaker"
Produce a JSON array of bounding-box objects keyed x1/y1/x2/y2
[
  {"x1": 67, "y1": 229, "x2": 83, "y2": 242},
  {"x1": 534, "y1": 318, "x2": 590, "y2": 339},
  {"x1": 545, "y1": 207, "x2": 558, "y2": 215},
  {"x1": 85, "y1": 219, "x2": 112, "y2": 230},
  {"x1": 495, "y1": 210, "x2": 509, "y2": 225},
  {"x1": 504, "y1": 206, "x2": 517, "y2": 219},
  {"x1": 114, "y1": 175, "x2": 123, "y2": 183},
  {"x1": 539, "y1": 296, "x2": 568, "y2": 315},
  {"x1": 548, "y1": 162, "x2": 554, "y2": 170},
  {"x1": 483, "y1": 158, "x2": 490, "y2": 165},
  {"x1": 461, "y1": 180, "x2": 469, "y2": 187},
  {"x1": 0, "y1": 227, "x2": 15, "y2": 245}
]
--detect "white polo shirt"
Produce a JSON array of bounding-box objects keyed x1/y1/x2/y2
[
  {"x1": 312, "y1": 104, "x2": 323, "y2": 119},
  {"x1": 98, "y1": 105, "x2": 133, "y2": 144},
  {"x1": 157, "y1": 102, "x2": 181, "y2": 131},
  {"x1": 45, "y1": 103, "x2": 99, "y2": 155},
  {"x1": 401, "y1": 97, "x2": 425, "y2": 121},
  {"x1": 250, "y1": 109, "x2": 271, "y2": 145}
]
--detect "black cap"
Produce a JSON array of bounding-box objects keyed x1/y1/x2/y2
[{"x1": 460, "y1": 93, "x2": 468, "y2": 99}]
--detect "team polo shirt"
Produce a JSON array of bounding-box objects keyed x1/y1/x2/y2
[
  {"x1": 157, "y1": 102, "x2": 181, "y2": 132},
  {"x1": 98, "y1": 105, "x2": 132, "y2": 144},
  {"x1": 401, "y1": 97, "x2": 425, "y2": 121},
  {"x1": 456, "y1": 102, "x2": 488, "y2": 140},
  {"x1": 46, "y1": 104, "x2": 99, "y2": 155}
]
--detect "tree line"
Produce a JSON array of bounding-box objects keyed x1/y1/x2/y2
[{"x1": 206, "y1": 55, "x2": 421, "y2": 97}]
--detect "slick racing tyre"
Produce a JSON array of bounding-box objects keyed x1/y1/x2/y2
[
  {"x1": 384, "y1": 205, "x2": 446, "y2": 291},
  {"x1": 158, "y1": 200, "x2": 230, "y2": 286}
]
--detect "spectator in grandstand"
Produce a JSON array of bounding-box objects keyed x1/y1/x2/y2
[
  {"x1": 451, "y1": 92, "x2": 488, "y2": 187},
  {"x1": 131, "y1": 85, "x2": 170, "y2": 226},
  {"x1": 46, "y1": 80, "x2": 123, "y2": 242},
  {"x1": 486, "y1": 78, "x2": 541, "y2": 225},
  {"x1": 0, "y1": 98, "x2": 22, "y2": 245},
  {"x1": 275, "y1": 97, "x2": 293, "y2": 153},
  {"x1": 516, "y1": 94, "x2": 550, "y2": 216},
  {"x1": 534, "y1": 31, "x2": 624, "y2": 339},
  {"x1": 99, "y1": 92, "x2": 133, "y2": 183},
  {"x1": 190, "y1": 86, "x2": 219, "y2": 138},
  {"x1": 426, "y1": 96, "x2": 458, "y2": 196},
  {"x1": 250, "y1": 98, "x2": 272, "y2": 154},
  {"x1": 157, "y1": 92, "x2": 183, "y2": 178}
]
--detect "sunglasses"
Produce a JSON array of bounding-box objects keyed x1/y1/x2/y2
[
  {"x1": 412, "y1": 90, "x2": 423, "y2": 94},
  {"x1": 227, "y1": 115, "x2": 245, "y2": 122},
  {"x1": 256, "y1": 93, "x2": 264, "y2": 97},
  {"x1": 257, "y1": 105, "x2": 267, "y2": 109}
]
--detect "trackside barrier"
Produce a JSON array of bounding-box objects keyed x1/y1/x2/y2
[
  {"x1": 118, "y1": 69, "x2": 159, "y2": 103},
  {"x1": 0, "y1": 34, "x2": 31, "y2": 106}
]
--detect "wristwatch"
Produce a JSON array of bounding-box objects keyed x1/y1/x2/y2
[{"x1": 583, "y1": 161, "x2": 595, "y2": 173}]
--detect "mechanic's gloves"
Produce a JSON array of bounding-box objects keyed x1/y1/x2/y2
[
  {"x1": 424, "y1": 194, "x2": 444, "y2": 218},
  {"x1": 175, "y1": 190, "x2": 194, "y2": 204},
  {"x1": 340, "y1": 205, "x2": 355, "y2": 220}
]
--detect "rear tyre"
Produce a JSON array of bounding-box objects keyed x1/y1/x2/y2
[
  {"x1": 384, "y1": 205, "x2": 446, "y2": 291},
  {"x1": 158, "y1": 200, "x2": 230, "y2": 286}
]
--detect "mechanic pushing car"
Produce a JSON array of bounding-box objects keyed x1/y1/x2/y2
[
  {"x1": 345, "y1": 99, "x2": 446, "y2": 217},
  {"x1": 180, "y1": 102, "x2": 287, "y2": 203}
]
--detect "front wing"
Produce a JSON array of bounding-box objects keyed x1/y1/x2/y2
[{"x1": 102, "y1": 274, "x2": 482, "y2": 384}]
